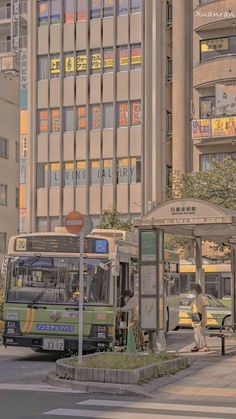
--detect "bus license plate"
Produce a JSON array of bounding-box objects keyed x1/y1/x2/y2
[{"x1": 43, "y1": 338, "x2": 64, "y2": 351}]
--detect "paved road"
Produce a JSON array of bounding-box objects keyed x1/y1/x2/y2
[
  {"x1": 1, "y1": 392, "x2": 236, "y2": 419},
  {"x1": 0, "y1": 330, "x2": 194, "y2": 386}
]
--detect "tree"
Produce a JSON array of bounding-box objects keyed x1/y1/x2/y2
[
  {"x1": 99, "y1": 209, "x2": 132, "y2": 231},
  {"x1": 167, "y1": 157, "x2": 236, "y2": 258},
  {"x1": 171, "y1": 157, "x2": 236, "y2": 210}
]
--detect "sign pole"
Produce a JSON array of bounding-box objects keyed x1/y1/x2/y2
[{"x1": 78, "y1": 230, "x2": 84, "y2": 363}]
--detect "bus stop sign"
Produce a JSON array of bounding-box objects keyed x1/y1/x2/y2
[{"x1": 65, "y1": 211, "x2": 84, "y2": 234}]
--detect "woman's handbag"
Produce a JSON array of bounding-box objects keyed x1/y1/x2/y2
[{"x1": 191, "y1": 312, "x2": 202, "y2": 322}]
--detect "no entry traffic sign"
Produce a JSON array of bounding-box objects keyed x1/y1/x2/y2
[{"x1": 65, "y1": 211, "x2": 84, "y2": 234}]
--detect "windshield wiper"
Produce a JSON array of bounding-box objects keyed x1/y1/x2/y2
[{"x1": 27, "y1": 282, "x2": 56, "y2": 308}]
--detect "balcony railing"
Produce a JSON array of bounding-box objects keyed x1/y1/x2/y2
[
  {"x1": 192, "y1": 116, "x2": 236, "y2": 140},
  {"x1": 20, "y1": 1, "x2": 27, "y2": 15},
  {"x1": 0, "y1": 6, "x2": 11, "y2": 21},
  {"x1": 166, "y1": 112, "x2": 172, "y2": 137},
  {"x1": 199, "y1": 0, "x2": 214, "y2": 5},
  {"x1": 166, "y1": 1, "x2": 172, "y2": 27}
]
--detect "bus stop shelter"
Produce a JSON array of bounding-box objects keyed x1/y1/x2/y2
[{"x1": 134, "y1": 198, "x2": 236, "y2": 329}]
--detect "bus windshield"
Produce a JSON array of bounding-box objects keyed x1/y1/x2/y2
[{"x1": 6, "y1": 256, "x2": 111, "y2": 305}]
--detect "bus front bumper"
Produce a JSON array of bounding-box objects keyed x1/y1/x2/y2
[{"x1": 3, "y1": 334, "x2": 113, "y2": 352}]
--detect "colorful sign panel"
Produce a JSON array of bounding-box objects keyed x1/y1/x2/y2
[
  {"x1": 211, "y1": 117, "x2": 236, "y2": 138},
  {"x1": 192, "y1": 119, "x2": 211, "y2": 139}
]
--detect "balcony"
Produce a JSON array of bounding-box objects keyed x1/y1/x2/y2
[
  {"x1": 194, "y1": 0, "x2": 236, "y2": 32},
  {"x1": 193, "y1": 55, "x2": 236, "y2": 88},
  {"x1": 192, "y1": 116, "x2": 236, "y2": 146}
]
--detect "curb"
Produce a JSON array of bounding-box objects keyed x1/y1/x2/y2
[{"x1": 46, "y1": 356, "x2": 191, "y2": 397}]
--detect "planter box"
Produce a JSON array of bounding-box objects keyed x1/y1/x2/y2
[{"x1": 56, "y1": 354, "x2": 189, "y2": 385}]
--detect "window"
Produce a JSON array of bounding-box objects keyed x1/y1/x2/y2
[
  {"x1": 131, "y1": 101, "x2": 141, "y2": 126},
  {"x1": 103, "y1": 160, "x2": 113, "y2": 184},
  {"x1": 49, "y1": 217, "x2": 61, "y2": 232},
  {"x1": 103, "y1": 103, "x2": 113, "y2": 128},
  {"x1": 130, "y1": 158, "x2": 141, "y2": 183},
  {"x1": 63, "y1": 107, "x2": 75, "y2": 131},
  {"x1": 15, "y1": 142, "x2": 19, "y2": 162},
  {"x1": 76, "y1": 106, "x2": 87, "y2": 130},
  {"x1": 166, "y1": 111, "x2": 172, "y2": 136},
  {"x1": 16, "y1": 187, "x2": 19, "y2": 208},
  {"x1": 90, "y1": 0, "x2": 101, "y2": 19},
  {"x1": 38, "y1": 110, "x2": 49, "y2": 133},
  {"x1": 0, "y1": 137, "x2": 8, "y2": 158},
  {"x1": 38, "y1": 1, "x2": 48, "y2": 26},
  {"x1": 37, "y1": 218, "x2": 48, "y2": 232},
  {"x1": 50, "y1": 0, "x2": 60, "y2": 24},
  {"x1": 117, "y1": 46, "x2": 128, "y2": 71},
  {"x1": 200, "y1": 96, "x2": 215, "y2": 118},
  {"x1": 117, "y1": 159, "x2": 129, "y2": 184},
  {"x1": 118, "y1": 102, "x2": 128, "y2": 126},
  {"x1": 76, "y1": 0, "x2": 87, "y2": 21},
  {"x1": 166, "y1": 56, "x2": 172, "y2": 82},
  {"x1": 64, "y1": 0, "x2": 75, "y2": 23},
  {"x1": 90, "y1": 105, "x2": 101, "y2": 129},
  {"x1": 200, "y1": 37, "x2": 236, "y2": 62},
  {"x1": 90, "y1": 49, "x2": 101, "y2": 74},
  {"x1": 76, "y1": 51, "x2": 87, "y2": 75},
  {"x1": 103, "y1": 48, "x2": 114, "y2": 72},
  {"x1": 64, "y1": 53, "x2": 75, "y2": 76},
  {"x1": 166, "y1": 1, "x2": 172, "y2": 26},
  {"x1": 103, "y1": 0, "x2": 113, "y2": 17},
  {"x1": 130, "y1": 44, "x2": 142, "y2": 69},
  {"x1": 38, "y1": 55, "x2": 48, "y2": 80},
  {"x1": 200, "y1": 152, "x2": 236, "y2": 171},
  {"x1": 37, "y1": 163, "x2": 49, "y2": 188},
  {"x1": 50, "y1": 163, "x2": 60, "y2": 187},
  {"x1": 64, "y1": 162, "x2": 74, "y2": 187},
  {"x1": 117, "y1": 158, "x2": 141, "y2": 183},
  {"x1": 166, "y1": 166, "x2": 172, "y2": 189},
  {"x1": 117, "y1": 0, "x2": 128, "y2": 15},
  {"x1": 0, "y1": 185, "x2": 7, "y2": 206},
  {"x1": 0, "y1": 233, "x2": 6, "y2": 254},
  {"x1": 76, "y1": 161, "x2": 87, "y2": 185},
  {"x1": 50, "y1": 109, "x2": 61, "y2": 132},
  {"x1": 50, "y1": 54, "x2": 60, "y2": 78},
  {"x1": 90, "y1": 160, "x2": 101, "y2": 185},
  {"x1": 130, "y1": 0, "x2": 141, "y2": 13}
]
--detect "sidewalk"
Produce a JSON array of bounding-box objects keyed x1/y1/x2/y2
[{"x1": 153, "y1": 335, "x2": 236, "y2": 401}]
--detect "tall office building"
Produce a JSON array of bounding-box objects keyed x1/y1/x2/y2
[
  {"x1": 0, "y1": 1, "x2": 27, "y2": 259},
  {"x1": 22, "y1": 0, "x2": 194, "y2": 233},
  {"x1": 192, "y1": 0, "x2": 236, "y2": 172}
]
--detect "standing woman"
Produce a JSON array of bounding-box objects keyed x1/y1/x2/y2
[{"x1": 191, "y1": 284, "x2": 209, "y2": 352}]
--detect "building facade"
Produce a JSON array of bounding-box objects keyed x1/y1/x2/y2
[
  {"x1": 22, "y1": 0, "x2": 192, "y2": 232},
  {"x1": 192, "y1": 0, "x2": 236, "y2": 172},
  {"x1": 0, "y1": 1, "x2": 27, "y2": 258}
]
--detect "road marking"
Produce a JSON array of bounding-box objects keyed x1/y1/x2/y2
[
  {"x1": 162, "y1": 384, "x2": 236, "y2": 397},
  {"x1": 0, "y1": 383, "x2": 84, "y2": 393},
  {"x1": 78, "y1": 399, "x2": 236, "y2": 414},
  {"x1": 44, "y1": 408, "x2": 228, "y2": 419}
]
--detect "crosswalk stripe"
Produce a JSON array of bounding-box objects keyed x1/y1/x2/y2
[
  {"x1": 78, "y1": 399, "x2": 236, "y2": 415},
  {"x1": 43, "y1": 408, "x2": 227, "y2": 419}
]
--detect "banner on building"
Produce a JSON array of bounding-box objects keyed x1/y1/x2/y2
[
  {"x1": 192, "y1": 119, "x2": 211, "y2": 139},
  {"x1": 211, "y1": 117, "x2": 236, "y2": 137}
]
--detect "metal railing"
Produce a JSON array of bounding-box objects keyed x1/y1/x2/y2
[
  {"x1": 20, "y1": 1, "x2": 27, "y2": 15},
  {"x1": 0, "y1": 6, "x2": 11, "y2": 20},
  {"x1": 166, "y1": 57, "x2": 172, "y2": 82},
  {"x1": 166, "y1": 112, "x2": 172, "y2": 137},
  {"x1": 199, "y1": 0, "x2": 214, "y2": 5}
]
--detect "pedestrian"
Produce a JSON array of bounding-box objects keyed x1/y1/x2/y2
[
  {"x1": 117, "y1": 289, "x2": 143, "y2": 353},
  {"x1": 190, "y1": 283, "x2": 209, "y2": 352}
]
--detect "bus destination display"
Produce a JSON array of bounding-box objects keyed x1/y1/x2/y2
[{"x1": 14, "y1": 236, "x2": 108, "y2": 254}]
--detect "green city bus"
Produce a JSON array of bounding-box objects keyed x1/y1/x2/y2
[{"x1": 3, "y1": 230, "x2": 179, "y2": 353}]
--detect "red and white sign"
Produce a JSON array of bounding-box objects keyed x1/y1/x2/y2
[{"x1": 65, "y1": 211, "x2": 84, "y2": 234}]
